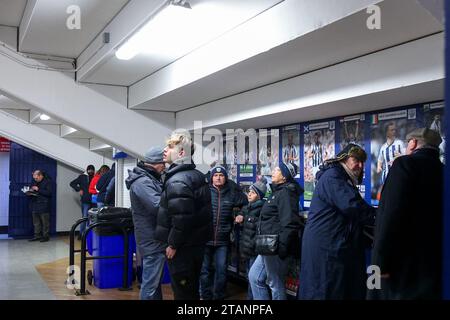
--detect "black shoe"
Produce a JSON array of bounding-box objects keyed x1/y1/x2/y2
[
  {"x1": 29, "y1": 237, "x2": 41, "y2": 242},
  {"x1": 40, "y1": 237, "x2": 49, "y2": 242}
]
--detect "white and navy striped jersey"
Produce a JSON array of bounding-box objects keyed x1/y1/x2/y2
[
  {"x1": 283, "y1": 144, "x2": 299, "y2": 164},
  {"x1": 378, "y1": 139, "x2": 405, "y2": 183},
  {"x1": 311, "y1": 143, "x2": 324, "y2": 167}
]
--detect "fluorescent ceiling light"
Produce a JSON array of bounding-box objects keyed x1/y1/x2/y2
[
  {"x1": 39, "y1": 114, "x2": 51, "y2": 121},
  {"x1": 115, "y1": 1, "x2": 245, "y2": 61}
]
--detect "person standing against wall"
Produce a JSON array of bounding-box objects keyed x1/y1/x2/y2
[
  {"x1": 200, "y1": 165, "x2": 247, "y2": 300},
  {"x1": 70, "y1": 164, "x2": 95, "y2": 239},
  {"x1": 27, "y1": 170, "x2": 53, "y2": 242}
]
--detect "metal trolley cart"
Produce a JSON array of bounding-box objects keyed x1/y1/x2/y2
[{"x1": 68, "y1": 207, "x2": 135, "y2": 296}]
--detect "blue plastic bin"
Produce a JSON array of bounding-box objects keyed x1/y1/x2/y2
[
  {"x1": 86, "y1": 231, "x2": 93, "y2": 255},
  {"x1": 91, "y1": 231, "x2": 136, "y2": 289}
]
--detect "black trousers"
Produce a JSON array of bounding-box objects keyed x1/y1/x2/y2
[
  {"x1": 167, "y1": 245, "x2": 205, "y2": 300},
  {"x1": 32, "y1": 212, "x2": 50, "y2": 238}
]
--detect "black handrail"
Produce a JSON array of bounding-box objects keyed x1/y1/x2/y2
[
  {"x1": 67, "y1": 217, "x2": 89, "y2": 286},
  {"x1": 74, "y1": 221, "x2": 131, "y2": 296}
]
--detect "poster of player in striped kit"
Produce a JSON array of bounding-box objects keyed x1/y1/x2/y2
[
  {"x1": 340, "y1": 114, "x2": 365, "y2": 149},
  {"x1": 423, "y1": 101, "x2": 445, "y2": 164},
  {"x1": 282, "y1": 125, "x2": 300, "y2": 178},
  {"x1": 370, "y1": 108, "x2": 418, "y2": 206},
  {"x1": 257, "y1": 129, "x2": 279, "y2": 177},
  {"x1": 224, "y1": 135, "x2": 238, "y2": 182},
  {"x1": 303, "y1": 121, "x2": 335, "y2": 206}
]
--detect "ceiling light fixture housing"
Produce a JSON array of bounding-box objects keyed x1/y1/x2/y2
[{"x1": 115, "y1": 0, "x2": 192, "y2": 61}]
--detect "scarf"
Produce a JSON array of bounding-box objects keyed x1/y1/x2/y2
[{"x1": 340, "y1": 162, "x2": 359, "y2": 187}]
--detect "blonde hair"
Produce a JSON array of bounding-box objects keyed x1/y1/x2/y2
[{"x1": 166, "y1": 132, "x2": 195, "y2": 156}]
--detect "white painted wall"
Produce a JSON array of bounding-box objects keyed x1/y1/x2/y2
[
  {"x1": 56, "y1": 162, "x2": 83, "y2": 232},
  {"x1": 0, "y1": 152, "x2": 10, "y2": 226}
]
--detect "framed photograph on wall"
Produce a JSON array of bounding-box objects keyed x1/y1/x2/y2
[
  {"x1": 303, "y1": 121, "x2": 336, "y2": 207},
  {"x1": 370, "y1": 108, "x2": 418, "y2": 206}
]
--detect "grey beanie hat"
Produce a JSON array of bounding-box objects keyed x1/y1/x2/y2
[
  {"x1": 144, "y1": 146, "x2": 165, "y2": 164},
  {"x1": 250, "y1": 180, "x2": 267, "y2": 199}
]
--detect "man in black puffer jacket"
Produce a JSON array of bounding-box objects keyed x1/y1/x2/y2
[
  {"x1": 249, "y1": 162, "x2": 303, "y2": 300},
  {"x1": 199, "y1": 165, "x2": 247, "y2": 300},
  {"x1": 155, "y1": 133, "x2": 212, "y2": 300}
]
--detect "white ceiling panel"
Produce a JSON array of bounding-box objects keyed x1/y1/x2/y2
[
  {"x1": 83, "y1": 0, "x2": 284, "y2": 85},
  {"x1": 0, "y1": 0, "x2": 27, "y2": 27},
  {"x1": 128, "y1": 0, "x2": 444, "y2": 111},
  {"x1": 0, "y1": 94, "x2": 29, "y2": 109},
  {"x1": 19, "y1": 0, "x2": 129, "y2": 57}
]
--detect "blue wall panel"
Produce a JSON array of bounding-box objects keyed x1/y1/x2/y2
[{"x1": 8, "y1": 143, "x2": 57, "y2": 238}]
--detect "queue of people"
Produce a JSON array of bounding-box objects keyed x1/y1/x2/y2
[{"x1": 66, "y1": 126, "x2": 444, "y2": 300}]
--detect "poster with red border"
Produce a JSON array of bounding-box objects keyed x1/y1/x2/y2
[{"x1": 0, "y1": 137, "x2": 10, "y2": 152}]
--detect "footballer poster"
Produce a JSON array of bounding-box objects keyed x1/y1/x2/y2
[
  {"x1": 303, "y1": 121, "x2": 336, "y2": 207},
  {"x1": 370, "y1": 108, "x2": 418, "y2": 206},
  {"x1": 423, "y1": 101, "x2": 445, "y2": 164},
  {"x1": 281, "y1": 125, "x2": 300, "y2": 178},
  {"x1": 257, "y1": 129, "x2": 279, "y2": 177},
  {"x1": 339, "y1": 114, "x2": 365, "y2": 149},
  {"x1": 339, "y1": 114, "x2": 368, "y2": 199}
]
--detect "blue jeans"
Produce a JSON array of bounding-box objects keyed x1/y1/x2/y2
[
  {"x1": 199, "y1": 245, "x2": 228, "y2": 300},
  {"x1": 97, "y1": 202, "x2": 104, "y2": 208},
  {"x1": 80, "y1": 203, "x2": 91, "y2": 235},
  {"x1": 247, "y1": 256, "x2": 257, "y2": 300},
  {"x1": 249, "y1": 255, "x2": 288, "y2": 300},
  {"x1": 140, "y1": 252, "x2": 166, "y2": 300}
]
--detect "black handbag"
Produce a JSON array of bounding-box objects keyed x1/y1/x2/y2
[
  {"x1": 254, "y1": 216, "x2": 279, "y2": 255},
  {"x1": 255, "y1": 234, "x2": 279, "y2": 255}
]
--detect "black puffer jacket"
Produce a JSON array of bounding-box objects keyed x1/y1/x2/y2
[
  {"x1": 239, "y1": 199, "x2": 265, "y2": 259},
  {"x1": 208, "y1": 182, "x2": 247, "y2": 246},
  {"x1": 259, "y1": 181, "x2": 303, "y2": 259},
  {"x1": 155, "y1": 163, "x2": 212, "y2": 249},
  {"x1": 29, "y1": 176, "x2": 53, "y2": 214}
]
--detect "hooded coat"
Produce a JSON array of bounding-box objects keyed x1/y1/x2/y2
[
  {"x1": 125, "y1": 163, "x2": 166, "y2": 257},
  {"x1": 299, "y1": 162, "x2": 376, "y2": 300}
]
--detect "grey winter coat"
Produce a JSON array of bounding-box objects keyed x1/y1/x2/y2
[{"x1": 126, "y1": 163, "x2": 165, "y2": 257}]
